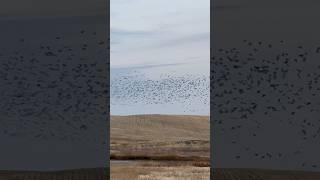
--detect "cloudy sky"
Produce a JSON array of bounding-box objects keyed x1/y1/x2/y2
[
  {"x1": 110, "y1": 0, "x2": 210, "y2": 115},
  {"x1": 111, "y1": 0, "x2": 210, "y2": 69}
]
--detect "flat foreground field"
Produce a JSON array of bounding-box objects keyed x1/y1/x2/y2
[
  {"x1": 111, "y1": 161, "x2": 209, "y2": 180},
  {"x1": 110, "y1": 114, "x2": 210, "y2": 180},
  {"x1": 111, "y1": 115, "x2": 320, "y2": 180}
]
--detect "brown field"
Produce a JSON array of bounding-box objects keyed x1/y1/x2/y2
[
  {"x1": 111, "y1": 114, "x2": 320, "y2": 180},
  {"x1": 111, "y1": 115, "x2": 210, "y2": 160},
  {"x1": 111, "y1": 161, "x2": 209, "y2": 180},
  {"x1": 110, "y1": 114, "x2": 210, "y2": 180}
]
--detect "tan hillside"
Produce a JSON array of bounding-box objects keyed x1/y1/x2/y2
[{"x1": 111, "y1": 114, "x2": 210, "y2": 160}]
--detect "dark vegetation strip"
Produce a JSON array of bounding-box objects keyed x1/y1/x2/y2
[{"x1": 110, "y1": 154, "x2": 209, "y2": 162}]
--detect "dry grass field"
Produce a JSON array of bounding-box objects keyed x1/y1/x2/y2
[
  {"x1": 111, "y1": 114, "x2": 210, "y2": 160},
  {"x1": 110, "y1": 114, "x2": 210, "y2": 180},
  {"x1": 111, "y1": 115, "x2": 320, "y2": 180},
  {"x1": 111, "y1": 161, "x2": 209, "y2": 180}
]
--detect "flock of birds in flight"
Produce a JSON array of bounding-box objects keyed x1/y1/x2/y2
[
  {"x1": 213, "y1": 40, "x2": 320, "y2": 169},
  {"x1": 0, "y1": 29, "x2": 108, "y2": 146},
  {"x1": 111, "y1": 72, "x2": 209, "y2": 113}
]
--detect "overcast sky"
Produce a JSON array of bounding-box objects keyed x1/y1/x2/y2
[
  {"x1": 110, "y1": 0, "x2": 210, "y2": 115},
  {"x1": 110, "y1": 0, "x2": 210, "y2": 69}
]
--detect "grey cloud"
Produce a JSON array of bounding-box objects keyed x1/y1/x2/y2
[
  {"x1": 111, "y1": 63, "x2": 186, "y2": 71},
  {"x1": 111, "y1": 28, "x2": 159, "y2": 46},
  {"x1": 147, "y1": 32, "x2": 209, "y2": 49},
  {"x1": 111, "y1": 28, "x2": 155, "y2": 36},
  {"x1": 110, "y1": 0, "x2": 209, "y2": 69}
]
